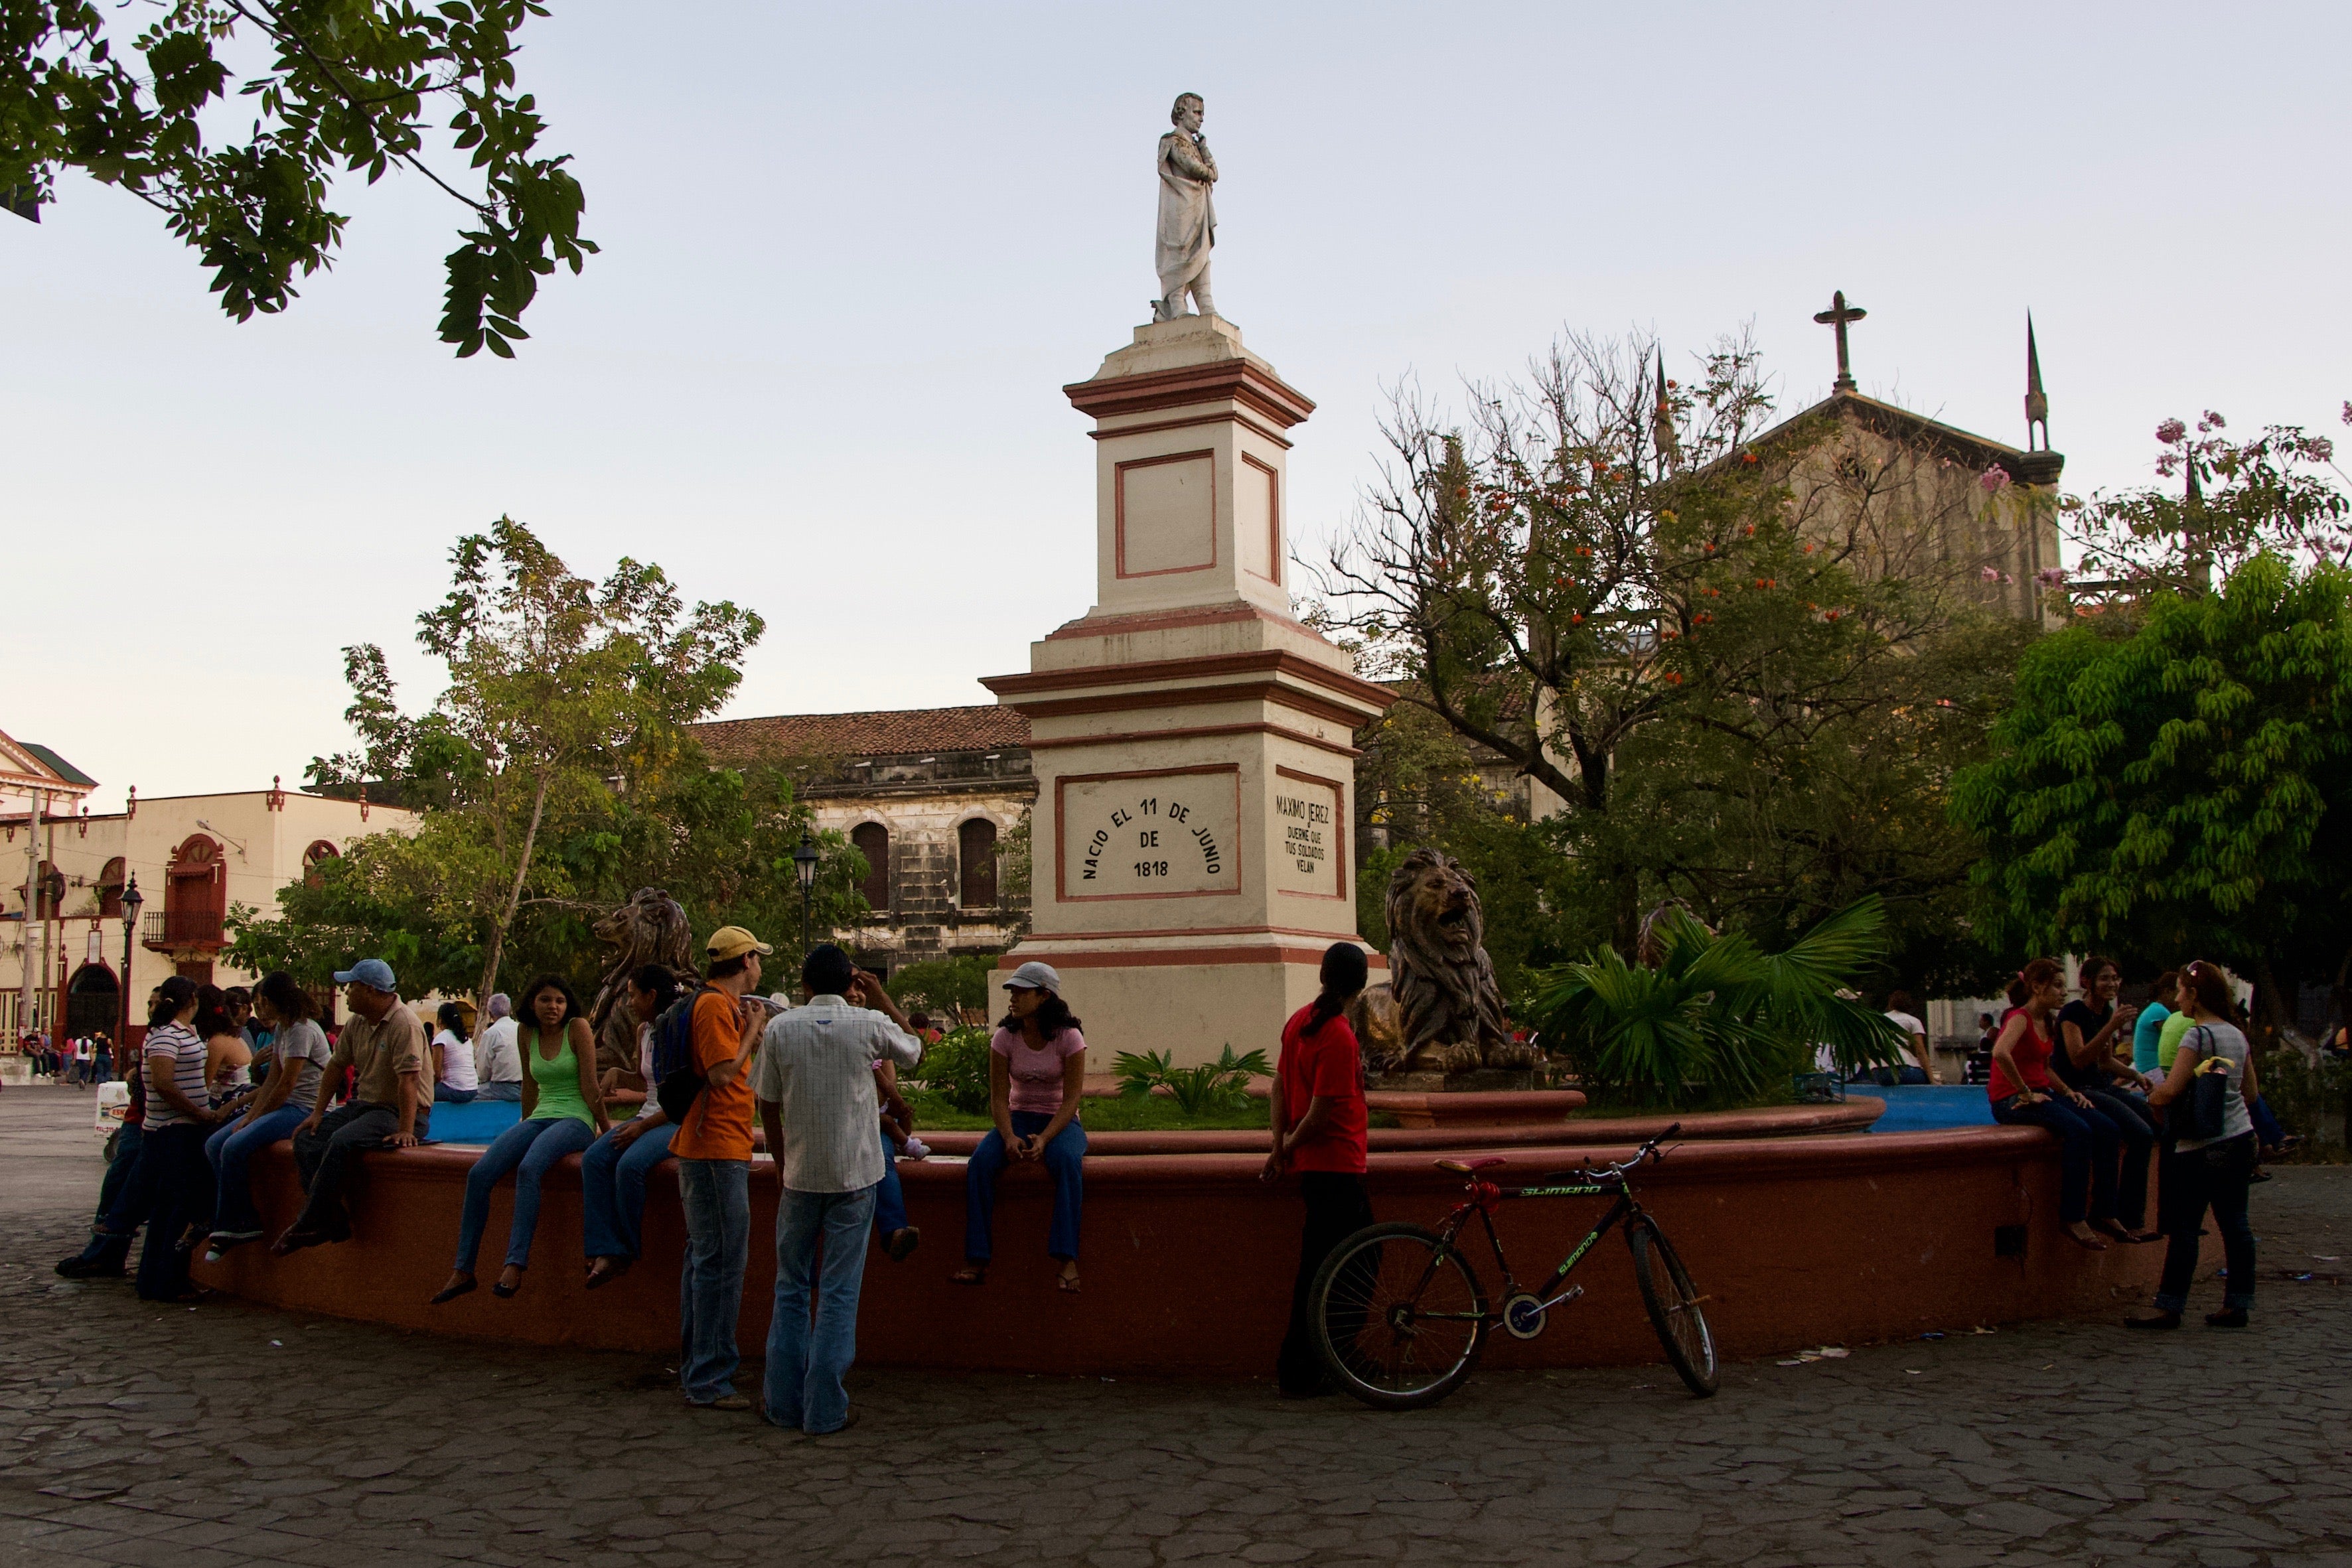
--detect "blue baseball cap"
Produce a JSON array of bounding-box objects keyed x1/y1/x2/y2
[{"x1": 332, "y1": 958, "x2": 398, "y2": 992}]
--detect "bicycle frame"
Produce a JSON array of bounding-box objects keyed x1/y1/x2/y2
[{"x1": 1427, "y1": 1173, "x2": 1645, "y2": 1322}]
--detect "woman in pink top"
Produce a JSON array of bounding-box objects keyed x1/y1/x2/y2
[{"x1": 952, "y1": 962, "x2": 1088, "y2": 1292}]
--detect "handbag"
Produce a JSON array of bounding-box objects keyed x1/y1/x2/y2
[{"x1": 2168, "y1": 1025, "x2": 2232, "y2": 1143}]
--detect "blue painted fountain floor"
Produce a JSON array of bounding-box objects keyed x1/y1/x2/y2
[
  {"x1": 423, "y1": 1099, "x2": 522, "y2": 1145},
  {"x1": 1860, "y1": 1084, "x2": 1995, "y2": 1133}
]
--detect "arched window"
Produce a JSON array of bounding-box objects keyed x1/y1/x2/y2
[
  {"x1": 161, "y1": 834, "x2": 226, "y2": 946},
  {"x1": 958, "y1": 818, "x2": 998, "y2": 908},
  {"x1": 97, "y1": 857, "x2": 126, "y2": 919},
  {"x1": 303, "y1": 839, "x2": 340, "y2": 889},
  {"x1": 851, "y1": 823, "x2": 891, "y2": 912}
]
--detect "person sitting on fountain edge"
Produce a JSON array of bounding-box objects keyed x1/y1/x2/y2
[{"x1": 273, "y1": 959, "x2": 429, "y2": 1254}]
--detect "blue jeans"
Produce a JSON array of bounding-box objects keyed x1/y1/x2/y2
[
  {"x1": 2158, "y1": 1133, "x2": 2258, "y2": 1313},
  {"x1": 477, "y1": 1081, "x2": 522, "y2": 1102},
  {"x1": 874, "y1": 1143, "x2": 907, "y2": 1238},
  {"x1": 135, "y1": 1123, "x2": 214, "y2": 1300},
  {"x1": 581, "y1": 1121, "x2": 676, "y2": 1261},
  {"x1": 1992, "y1": 1093, "x2": 2120, "y2": 1224},
  {"x1": 965, "y1": 1111, "x2": 1086, "y2": 1262},
  {"x1": 433, "y1": 1083, "x2": 478, "y2": 1104},
  {"x1": 453, "y1": 1115, "x2": 596, "y2": 1273},
  {"x1": 676, "y1": 1157, "x2": 751, "y2": 1403},
  {"x1": 765, "y1": 1184, "x2": 877, "y2": 1435},
  {"x1": 73, "y1": 1124, "x2": 147, "y2": 1271},
  {"x1": 204, "y1": 1105, "x2": 309, "y2": 1236},
  {"x1": 2250, "y1": 1094, "x2": 2284, "y2": 1147}
]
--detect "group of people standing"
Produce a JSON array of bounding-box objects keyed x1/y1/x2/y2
[
  {"x1": 12, "y1": 1029, "x2": 111, "y2": 1086},
  {"x1": 1986, "y1": 956, "x2": 2266, "y2": 1328}
]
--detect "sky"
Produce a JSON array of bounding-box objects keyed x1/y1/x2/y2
[{"x1": 7, "y1": 1, "x2": 2348, "y2": 809}]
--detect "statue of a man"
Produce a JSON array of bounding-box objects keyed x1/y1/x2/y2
[{"x1": 1153, "y1": 92, "x2": 1216, "y2": 321}]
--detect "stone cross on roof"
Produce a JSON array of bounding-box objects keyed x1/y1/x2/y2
[{"x1": 1813, "y1": 290, "x2": 1867, "y2": 393}]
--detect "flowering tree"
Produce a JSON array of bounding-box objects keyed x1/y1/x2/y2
[
  {"x1": 2065, "y1": 407, "x2": 2351, "y2": 597},
  {"x1": 5, "y1": 1, "x2": 592, "y2": 356}
]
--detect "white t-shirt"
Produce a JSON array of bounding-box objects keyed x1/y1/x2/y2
[
  {"x1": 435, "y1": 1028, "x2": 478, "y2": 1092},
  {"x1": 630, "y1": 1022, "x2": 663, "y2": 1122},
  {"x1": 1885, "y1": 1011, "x2": 1926, "y2": 1041},
  {"x1": 475, "y1": 1017, "x2": 522, "y2": 1084}
]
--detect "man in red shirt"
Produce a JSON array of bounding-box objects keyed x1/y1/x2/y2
[
  {"x1": 1262, "y1": 942, "x2": 1375, "y2": 1396},
  {"x1": 671, "y1": 924, "x2": 771, "y2": 1411}
]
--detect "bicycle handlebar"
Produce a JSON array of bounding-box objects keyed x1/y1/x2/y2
[{"x1": 1545, "y1": 1121, "x2": 1682, "y2": 1185}]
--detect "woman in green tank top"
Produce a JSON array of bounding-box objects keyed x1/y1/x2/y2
[{"x1": 433, "y1": 975, "x2": 609, "y2": 1304}]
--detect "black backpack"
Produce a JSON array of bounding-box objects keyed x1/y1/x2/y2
[{"x1": 652, "y1": 988, "x2": 717, "y2": 1123}]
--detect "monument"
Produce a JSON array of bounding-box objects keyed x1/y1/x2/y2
[{"x1": 982, "y1": 98, "x2": 1390, "y2": 1063}]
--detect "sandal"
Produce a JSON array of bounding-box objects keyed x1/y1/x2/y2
[
  {"x1": 1057, "y1": 1265, "x2": 1082, "y2": 1295},
  {"x1": 949, "y1": 1264, "x2": 986, "y2": 1285},
  {"x1": 584, "y1": 1259, "x2": 630, "y2": 1291}
]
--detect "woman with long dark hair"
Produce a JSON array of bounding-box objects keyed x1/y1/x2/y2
[
  {"x1": 2131, "y1": 960, "x2": 2261, "y2": 1329},
  {"x1": 1987, "y1": 958, "x2": 2122, "y2": 1251},
  {"x1": 135, "y1": 975, "x2": 220, "y2": 1301},
  {"x1": 952, "y1": 962, "x2": 1087, "y2": 1292},
  {"x1": 581, "y1": 963, "x2": 683, "y2": 1290},
  {"x1": 202, "y1": 973, "x2": 333, "y2": 1260},
  {"x1": 1264, "y1": 942, "x2": 1376, "y2": 1395},
  {"x1": 432, "y1": 973, "x2": 608, "y2": 1303}
]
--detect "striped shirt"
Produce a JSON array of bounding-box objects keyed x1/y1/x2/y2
[
  {"x1": 142, "y1": 1022, "x2": 210, "y2": 1127},
  {"x1": 749, "y1": 996, "x2": 922, "y2": 1192}
]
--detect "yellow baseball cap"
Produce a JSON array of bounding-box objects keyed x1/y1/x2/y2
[{"x1": 705, "y1": 926, "x2": 774, "y2": 962}]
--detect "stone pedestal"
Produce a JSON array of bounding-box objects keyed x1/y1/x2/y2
[{"x1": 984, "y1": 317, "x2": 1388, "y2": 1064}]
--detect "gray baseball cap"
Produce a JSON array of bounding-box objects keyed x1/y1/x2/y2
[
  {"x1": 331, "y1": 957, "x2": 398, "y2": 992},
  {"x1": 1002, "y1": 961, "x2": 1063, "y2": 993}
]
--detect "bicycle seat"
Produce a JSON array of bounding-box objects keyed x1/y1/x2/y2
[{"x1": 1435, "y1": 1157, "x2": 1507, "y2": 1174}]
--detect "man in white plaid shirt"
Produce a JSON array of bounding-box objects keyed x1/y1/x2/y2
[{"x1": 751, "y1": 943, "x2": 923, "y2": 1435}]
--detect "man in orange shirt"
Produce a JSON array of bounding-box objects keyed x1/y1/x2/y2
[{"x1": 670, "y1": 925, "x2": 771, "y2": 1411}]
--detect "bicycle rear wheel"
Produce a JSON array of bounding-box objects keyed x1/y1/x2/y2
[
  {"x1": 1627, "y1": 1214, "x2": 1718, "y2": 1395},
  {"x1": 1311, "y1": 1221, "x2": 1489, "y2": 1410}
]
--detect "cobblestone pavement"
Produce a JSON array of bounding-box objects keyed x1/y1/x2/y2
[{"x1": 2, "y1": 1089, "x2": 2345, "y2": 1568}]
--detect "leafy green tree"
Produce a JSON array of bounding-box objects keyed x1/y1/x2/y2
[
  {"x1": 225, "y1": 518, "x2": 846, "y2": 1008},
  {"x1": 5, "y1": 1, "x2": 591, "y2": 355},
  {"x1": 1951, "y1": 553, "x2": 2352, "y2": 1031},
  {"x1": 885, "y1": 956, "x2": 999, "y2": 1022}
]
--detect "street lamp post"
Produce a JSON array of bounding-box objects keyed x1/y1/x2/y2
[
  {"x1": 791, "y1": 831, "x2": 820, "y2": 961},
  {"x1": 116, "y1": 875, "x2": 143, "y2": 1076}
]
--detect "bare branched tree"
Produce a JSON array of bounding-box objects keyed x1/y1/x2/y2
[{"x1": 1316, "y1": 328, "x2": 2030, "y2": 952}]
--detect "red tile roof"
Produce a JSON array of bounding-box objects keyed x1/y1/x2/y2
[{"x1": 691, "y1": 706, "x2": 1032, "y2": 764}]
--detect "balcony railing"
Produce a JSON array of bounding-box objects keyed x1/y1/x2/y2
[{"x1": 143, "y1": 909, "x2": 225, "y2": 952}]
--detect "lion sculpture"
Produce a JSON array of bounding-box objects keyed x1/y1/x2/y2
[
  {"x1": 1347, "y1": 847, "x2": 1536, "y2": 1076},
  {"x1": 588, "y1": 887, "x2": 698, "y2": 1077}
]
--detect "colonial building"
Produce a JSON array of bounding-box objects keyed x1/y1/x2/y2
[
  {"x1": 2, "y1": 727, "x2": 415, "y2": 1040},
  {"x1": 690, "y1": 706, "x2": 1035, "y2": 975}
]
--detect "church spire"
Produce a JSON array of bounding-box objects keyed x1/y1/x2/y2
[
  {"x1": 2024, "y1": 314, "x2": 2050, "y2": 451},
  {"x1": 1651, "y1": 346, "x2": 1680, "y2": 468},
  {"x1": 2014, "y1": 315, "x2": 2066, "y2": 487}
]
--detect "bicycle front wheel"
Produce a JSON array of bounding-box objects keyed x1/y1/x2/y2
[
  {"x1": 1627, "y1": 1215, "x2": 1718, "y2": 1396},
  {"x1": 1311, "y1": 1221, "x2": 1489, "y2": 1410}
]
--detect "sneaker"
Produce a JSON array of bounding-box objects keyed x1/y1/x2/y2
[
  {"x1": 884, "y1": 1226, "x2": 921, "y2": 1263},
  {"x1": 210, "y1": 1228, "x2": 265, "y2": 1245},
  {"x1": 901, "y1": 1138, "x2": 930, "y2": 1161},
  {"x1": 54, "y1": 1257, "x2": 124, "y2": 1280}
]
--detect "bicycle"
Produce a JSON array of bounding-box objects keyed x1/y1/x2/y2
[{"x1": 1309, "y1": 1123, "x2": 1716, "y2": 1409}]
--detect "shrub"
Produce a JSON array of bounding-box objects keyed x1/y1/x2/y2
[
  {"x1": 1112, "y1": 1045, "x2": 1271, "y2": 1116},
  {"x1": 1526, "y1": 897, "x2": 1905, "y2": 1107},
  {"x1": 2258, "y1": 1049, "x2": 2352, "y2": 1156},
  {"x1": 917, "y1": 1025, "x2": 995, "y2": 1115}
]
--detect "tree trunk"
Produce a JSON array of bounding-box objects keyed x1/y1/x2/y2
[{"x1": 472, "y1": 768, "x2": 553, "y2": 1038}]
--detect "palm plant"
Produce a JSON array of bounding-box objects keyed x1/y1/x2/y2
[
  {"x1": 1112, "y1": 1045, "x2": 1272, "y2": 1116},
  {"x1": 1526, "y1": 897, "x2": 1906, "y2": 1105}
]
